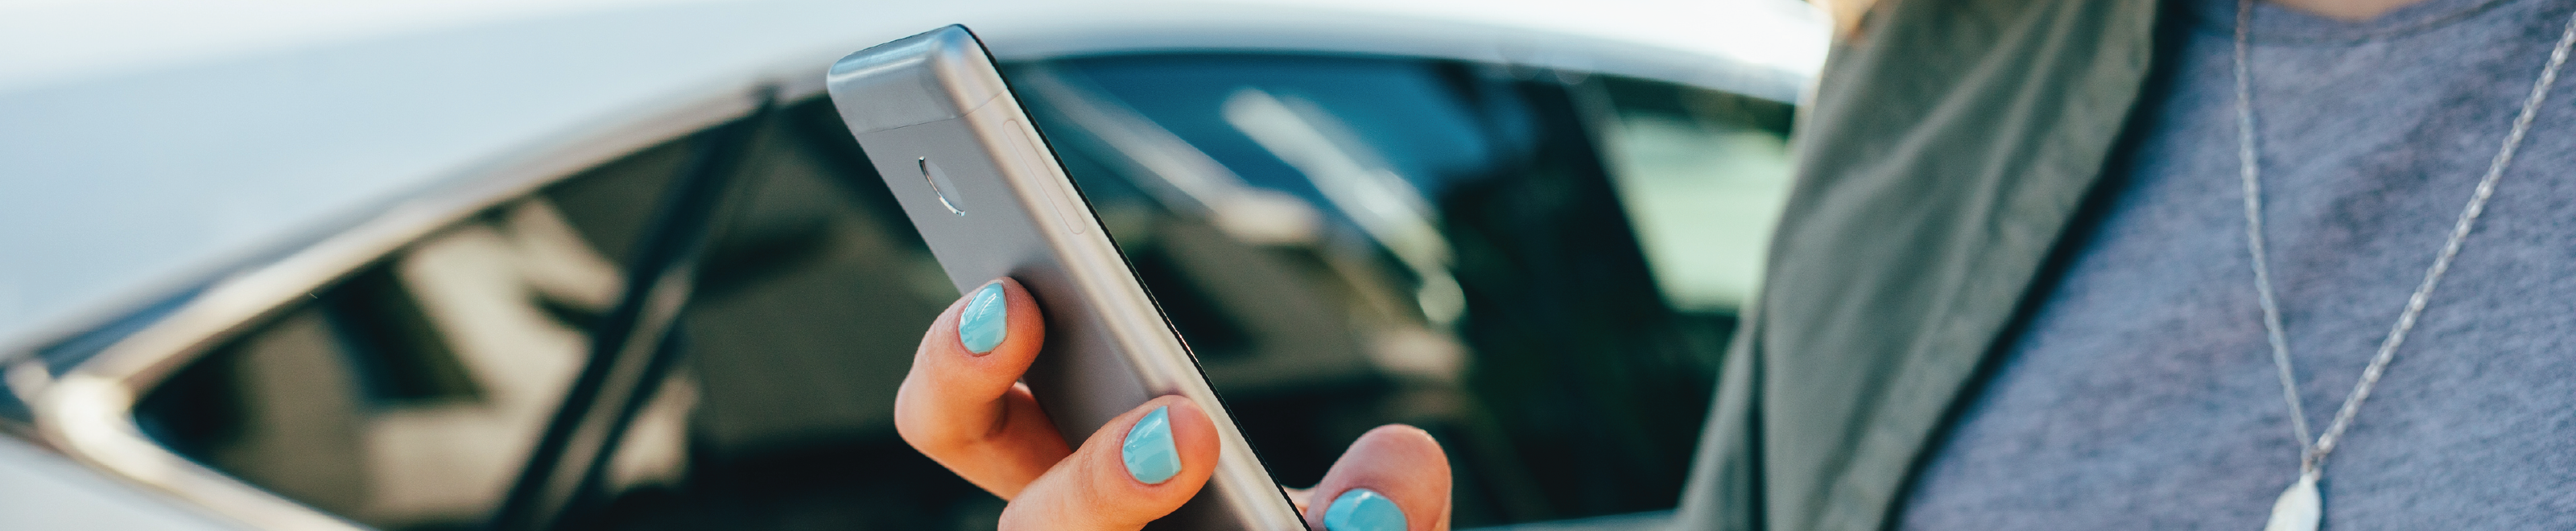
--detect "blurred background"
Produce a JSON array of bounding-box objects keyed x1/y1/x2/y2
[{"x1": 0, "y1": 0, "x2": 1826, "y2": 529}]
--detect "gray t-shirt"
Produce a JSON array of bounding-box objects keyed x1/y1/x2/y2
[{"x1": 1897, "y1": 0, "x2": 2576, "y2": 529}]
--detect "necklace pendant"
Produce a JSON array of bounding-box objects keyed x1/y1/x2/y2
[{"x1": 2262, "y1": 472, "x2": 2322, "y2": 531}]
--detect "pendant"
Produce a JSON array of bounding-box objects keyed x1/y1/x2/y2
[{"x1": 2262, "y1": 472, "x2": 2321, "y2": 531}]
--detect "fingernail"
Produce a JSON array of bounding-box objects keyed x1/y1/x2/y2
[
  {"x1": 957, "y1": 282, "x2": 1007, "y2": 354},
  {"x1": 1323, "y1": 488, "x2": 1406, "y2": 531},
  {"x1": 1121, "y1": 405, "x2": 1181, "y2": 484}
]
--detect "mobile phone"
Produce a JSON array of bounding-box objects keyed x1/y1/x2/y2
[{"x1": 823, "y1": 25, "x2": 1306, "y2": 530}]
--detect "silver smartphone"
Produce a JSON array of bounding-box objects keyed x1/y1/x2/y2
[{"x1": 823, "y1": 25, "x2": 1306, "y2": 530}]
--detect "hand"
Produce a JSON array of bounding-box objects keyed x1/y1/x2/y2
[{"x1": 895, "y1": 278, "x2": 1453, "y2": 531}]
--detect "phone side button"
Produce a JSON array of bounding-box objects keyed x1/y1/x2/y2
[{"x1": 1005, "y1": 119, "x2": 1088, "y2": 235}]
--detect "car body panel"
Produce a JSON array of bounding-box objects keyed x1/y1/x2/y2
[{"x1": 0, "y1": 434, "x2": 249, "y2": 530}]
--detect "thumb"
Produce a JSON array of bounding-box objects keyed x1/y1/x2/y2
[{"x1": 998, "y1": 396, "x2": 1221, "y2": 530}]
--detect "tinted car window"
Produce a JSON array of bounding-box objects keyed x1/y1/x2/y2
[
  {"x1": 1013, "y1": 56, "x2": 1790, "y2": 524},
  {"x1": 557, "y1": 98, "x2": 985, "y2": 531},
  {"x1": 129, "y1": 54, "x2": 1795, "y2": 531},
  {"x1": 134, "y1": 137, "x2": 692, "y2": 530}
]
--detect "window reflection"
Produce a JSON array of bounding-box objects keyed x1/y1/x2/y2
[
  {"x1": 1015, "y1": 56, "x2": 1794, "y2": 523},
  {"x1": 568, "y1": 99, "x2": 985, "y2": 530},
  {"x1": 135, "y1": 140, "x2": 698, "y2": 530},
  {"x1": 1591, "y1": 76, "x2": 1797, "y2": 311}
]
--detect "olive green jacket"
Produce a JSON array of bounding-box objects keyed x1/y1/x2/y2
[{"x1": 1667, "y1": 1, "x2": 2165, "y2": 529}]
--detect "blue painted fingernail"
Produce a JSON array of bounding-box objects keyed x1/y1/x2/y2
[
  {"x1": 1121, "y1": 405, "x2": 1181, "y2": 484},
  {"x1": 958, "y1": 282, "x2": 1007, "y2": 354},
  {"x1": 1323, "y1": 488, "x2": 1406, "y2": 531}
]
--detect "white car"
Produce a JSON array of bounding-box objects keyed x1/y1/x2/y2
[{"x1": 0, "y1": 1, "x2": 1825, "y2": 529}]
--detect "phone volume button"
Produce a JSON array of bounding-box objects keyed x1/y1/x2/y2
[{"x1": 1005, "y1": 119, "x2": 1086, "y2": 235}]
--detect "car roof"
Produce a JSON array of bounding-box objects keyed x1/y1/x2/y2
[{"x1": 0, "y1": 0, "x2": 1826, "y2": 352}]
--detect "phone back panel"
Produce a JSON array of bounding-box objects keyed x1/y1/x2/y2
[{"x1": 824, "y1": 25, "x2": 1305, "y2": 531}]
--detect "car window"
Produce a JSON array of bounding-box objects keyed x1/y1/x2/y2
[
  {"x1": 132, "y1": 136, "x2": 694, "y2": 530},
  {"x1": 555, "y1": 98, "x2": 985, "y2": 530},
  {"x1": 126, "y1": 55, "x2": 1797, "y2": 531},
  {"x1": 1010, "y1": 56, "x2": 1790, "y2": 524}
]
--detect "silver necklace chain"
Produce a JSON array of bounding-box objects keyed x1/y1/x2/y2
[{"x1": 2232, "y1": 0, "x2": 2576, "y2": 478}]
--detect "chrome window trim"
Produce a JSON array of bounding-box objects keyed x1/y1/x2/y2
[{"x1": 28, "y1": 72, "x2": 817, "y2": 530}]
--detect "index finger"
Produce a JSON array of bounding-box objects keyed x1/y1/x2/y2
[{"x1": 894, "y1": 278, "x2": 1066, "y2": 499}]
